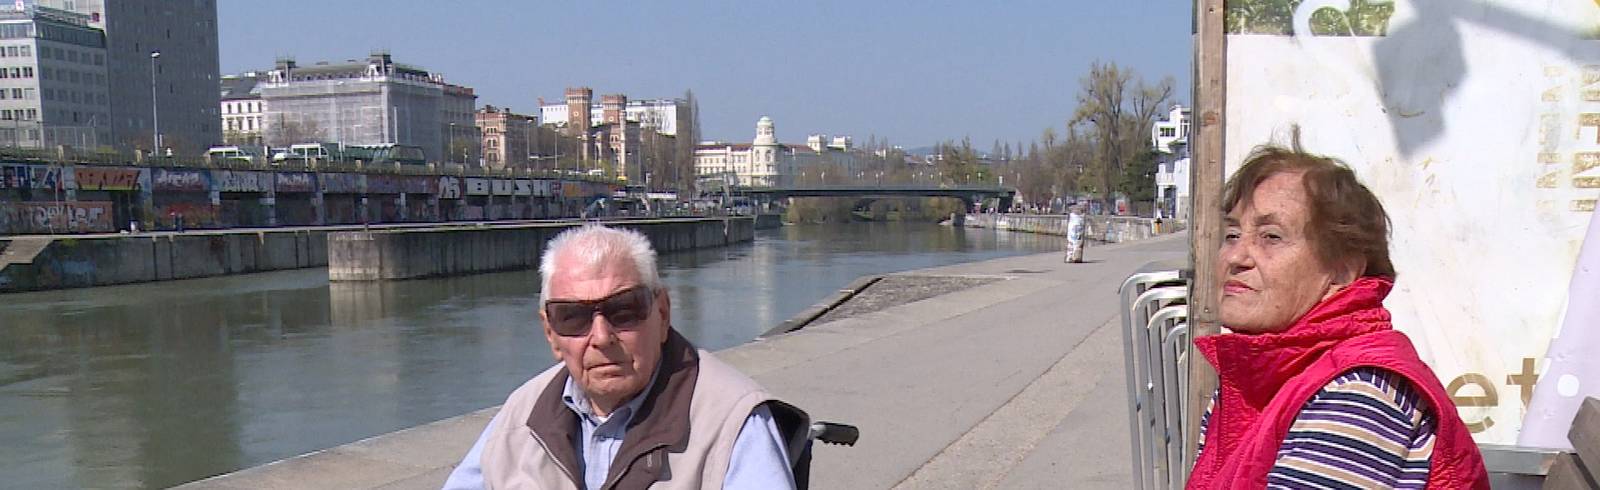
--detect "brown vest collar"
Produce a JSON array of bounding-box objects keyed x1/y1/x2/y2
[{"x1": 525, "y1": 329, "x2": 701, "y2": 489}]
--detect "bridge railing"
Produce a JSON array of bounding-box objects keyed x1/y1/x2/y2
[
  {"x1": 730, "y1": 184, "x2": 1012, "y2": 192},
  {"x1": 0, "y1": 146, "x2": 626, "y2": 183}
]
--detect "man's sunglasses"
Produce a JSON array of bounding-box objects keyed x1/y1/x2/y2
[{"x1": 543, "y1": 286, "x2": 656, "y2": 337}]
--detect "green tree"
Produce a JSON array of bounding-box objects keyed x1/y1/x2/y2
[{"x1": 1116, "y1": 149, "x2": 1160, "y2": 204}]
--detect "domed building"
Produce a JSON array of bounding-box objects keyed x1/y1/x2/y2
[{"x1": 694, "y1": 116, "x2": 863, "y2": 187}]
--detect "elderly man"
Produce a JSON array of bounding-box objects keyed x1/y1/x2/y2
[{"x1": 444, "y1": 224, "x2": 807, "y2": 490}]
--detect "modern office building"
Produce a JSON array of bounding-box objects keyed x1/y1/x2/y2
[
  {"x1": 0, "y1": 3, "x2": 109, "y2": 149},
  {"x1": 38, "y1": 0, "x2": 221, "y2": 154}
]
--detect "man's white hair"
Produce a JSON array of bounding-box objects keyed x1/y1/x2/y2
[{"x1": 539, "y1": 224, "x2": 662, "y2": 305}]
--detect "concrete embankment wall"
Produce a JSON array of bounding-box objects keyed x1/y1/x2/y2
[
  {"x1": 0, "y1": 218, "x2": 754, "y2": 292},
  {"x1": 963, "y1": 213, "x2": 1183, "y2": 243},
  {"x1": 754, "y1": 213, "x2": 783, "y2": 230},
  {"x1": 329, "y1": 217, "x2": 754, "y2": 281},
  {"x1": 0, "y1": 230, "x2": 329, "y2": 293}
]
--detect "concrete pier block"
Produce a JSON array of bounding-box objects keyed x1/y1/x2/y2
[
  {"x1": 328, "y1": 232, "x2": 381, "y2": 282},
  {"x1": 326, "y1": 218, "x2": 755, "y2": 282}
]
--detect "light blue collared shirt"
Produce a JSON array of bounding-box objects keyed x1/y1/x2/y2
[{"x1": 443, "y1": 371, "x2": 795, "y2": 490}]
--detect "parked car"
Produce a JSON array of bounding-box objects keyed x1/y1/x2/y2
[{"x1": 206, "y1": 146, "x2": 260, "y2": 164}]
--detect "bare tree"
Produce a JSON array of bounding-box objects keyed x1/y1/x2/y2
[
  {"x1": 267, "y1": 115, "x2": 324, "y2": 147},
  {"x1": 673, "y1": 90, "x2": 701, "y2": 194},
  {"x1": 1016, "y1": 142, "x2": 1053, "y2": 208},
  {"x1": 1069, "y1": 61, "x2": 1173, "y2": 209}
]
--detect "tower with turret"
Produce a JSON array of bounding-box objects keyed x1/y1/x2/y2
[{"x1": 753, "y1": 116, "x2": 778, "y2": 186}]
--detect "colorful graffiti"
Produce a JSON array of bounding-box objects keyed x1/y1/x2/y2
[
  {"x1": 534, "y1": 179, "x2": 557, "y2": 197},
  {"x1": 320, "y1": 173, "x2": 363, "y2": 194},
  {"x1": 1, "y1": 201, "x2": 114, "y2": 233},
  {"x1": 215, "y1": 170, "x2": 271, "y2": 193},
  {"x1": 75, "y1": 167, "x2": 144, "y2": 191},
  {"x1": 491, "y1": 179, "x2": 514, "y2": 196},
  {"x1": 465, "y1": 178, "x2": 491, "y2": 196},
  {"x1": 0, "y1": 164, "x2": 68, "y2": 190},
  {"x1": 366, "y1": 175, "x2": 404, "y2": 194},
  {"x1": 275, "y1": 172, "x2": 316, "y2": 193},
  {"x1": 438, "y1": 176, "x2": 461, "y2": 199},
  {"x1": 151, "y1": 169, "x2": 209, "y2": 192},
  {"x1": 403, "y1": 176, "x2": 434, "y2": 194},
  {"x1": 154, "y1": 202, "x2": 220, "y2": 230}
]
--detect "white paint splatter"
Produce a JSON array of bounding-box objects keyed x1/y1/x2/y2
[{"x1": 1558, "y1": 374, "x2": 1580, "y2": 397}]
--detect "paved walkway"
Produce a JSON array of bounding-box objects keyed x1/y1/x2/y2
[{"x1": 179, "y1": 233, "x2": 1188, "y2": 489}]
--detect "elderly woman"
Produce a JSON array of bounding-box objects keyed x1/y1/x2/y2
[{"x1": 1186, "y1": 142, "x2": 1489, "y2": 489}]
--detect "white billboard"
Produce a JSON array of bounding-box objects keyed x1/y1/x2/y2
[{"x1": 1224, "y1": 0, "x2": 1600, "y2": 444}]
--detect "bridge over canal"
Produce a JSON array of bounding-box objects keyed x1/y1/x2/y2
[{"x1": 721, "y1": 184, "x2": 1017, "y2": 211}]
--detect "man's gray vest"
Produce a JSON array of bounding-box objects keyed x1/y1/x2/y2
[{"x1": 479, "y1": 330, "x2": 809, "y2": 489}]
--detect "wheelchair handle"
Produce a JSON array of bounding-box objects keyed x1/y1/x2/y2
[{"x1": 808, "y1": 421, "x2": 859, "y2": 447}]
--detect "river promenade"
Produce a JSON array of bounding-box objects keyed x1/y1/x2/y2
[{"x1": 178, "y1": 232, "x2": 1189, "y2": 489}]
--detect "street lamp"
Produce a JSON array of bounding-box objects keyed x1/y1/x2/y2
[{"x1": 149, "y1": 50, "x2": 160, "y2": 155}]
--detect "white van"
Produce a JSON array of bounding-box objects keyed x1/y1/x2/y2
[
  {"x1": 271, "y1": 143, "x2": 340, "y2": 164},
  {"x1": 206, "y1": 146, "x2": 256, "y2": 163}
]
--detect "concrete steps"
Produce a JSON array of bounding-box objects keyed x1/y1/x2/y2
[{"x1": 0, "y1": 237, "x2": 52, "y2": 269}]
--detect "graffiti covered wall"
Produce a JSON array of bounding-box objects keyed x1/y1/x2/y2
[{"x1": 1, "y1": 201, "x2": 114, "y2": 234}]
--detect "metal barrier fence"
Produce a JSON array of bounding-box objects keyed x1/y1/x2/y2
[{"x1": 1120, "y1": 266, "x2": 1191, "y2": 490}]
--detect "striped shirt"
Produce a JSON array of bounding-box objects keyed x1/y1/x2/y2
[{"x1": 1197, "y1": 367, "x2": 1437, "y2": 489}]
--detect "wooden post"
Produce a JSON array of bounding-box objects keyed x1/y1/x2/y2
[
  {"x1": 1186, "y1": 0, "x2": 1227, "y2": 481},
  {"x1": 1546, "y1": 397, "x2": 1600, "y2": 489}
]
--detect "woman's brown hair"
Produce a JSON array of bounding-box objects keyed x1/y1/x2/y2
[{"x1": 1222, "y1": 133, "x2": 1396, "y2": 278}]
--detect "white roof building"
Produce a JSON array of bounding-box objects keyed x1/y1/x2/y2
[{"x1": 1152, "y1": 104, "x2": 1190, "y2": 220}]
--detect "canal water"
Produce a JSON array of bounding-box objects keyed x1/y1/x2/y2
[{"x1": 0, "y1": 222, "x2": 1066, "y2": 489}]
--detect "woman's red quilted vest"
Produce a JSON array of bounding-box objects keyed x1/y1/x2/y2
[{"x1": 1187, "y1": 277, "x2": 1489, "y2": 489}]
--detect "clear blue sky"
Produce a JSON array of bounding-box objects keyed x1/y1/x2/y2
[{"x1": 219, "y1": 1, "x2": 1191, "y2": 150}]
